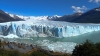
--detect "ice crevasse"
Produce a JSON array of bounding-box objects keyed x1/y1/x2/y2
[{"x1": 0, "y1": 21, "x2": 100, "y2": 38}]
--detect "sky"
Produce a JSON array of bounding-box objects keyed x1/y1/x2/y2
[{"x1": 0, "y1": 0, "x2": 100, "y2": 16}]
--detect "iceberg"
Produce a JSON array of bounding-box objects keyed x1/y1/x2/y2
[{"x1": 0, "y1": 21, "x2": 100, "y2": 38}]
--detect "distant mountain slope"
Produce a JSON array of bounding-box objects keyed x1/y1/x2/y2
[
  {"x1": 2, "y1": 7, "x2": 100, "y2": 23},
  {"x1": 72, "y1": 7, "x2": 100, "y2": 23},
  {"x1": 0, "y1": 9, "x2": 23, "y2": 23},
  {"x1": 10, "y1": 15, "x2": 61, "y2": 21},
  {"x1": 54, "y1": 13, "x2": 82, "y2": 22}
]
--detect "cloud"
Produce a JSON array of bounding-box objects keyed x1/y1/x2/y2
[
  {"x1": 89, "y1": 0, "x2": 93, "y2": 2},
  {"x1": 71, "y1": 6, "x2": 87, "y2": 13},
  {"x1": 89, "y1": 0, "x2": 100, "y2": 4}
]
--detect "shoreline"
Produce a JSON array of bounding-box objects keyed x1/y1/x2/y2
[{"x1": 0, "y1": 40, "x2": 72, "y2": 56}]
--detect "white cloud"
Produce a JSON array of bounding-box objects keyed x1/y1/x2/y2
[
  {"x1": 89, "y1": 0, "x2": 100, "y2": 4},
  {"x1": 89, "y1": 0, "x2": 93, "y2": 2},
  {"x1": 71, "y1": 6, "x2": 87, "y2": 13}
]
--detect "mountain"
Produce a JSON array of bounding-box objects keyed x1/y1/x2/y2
[
  {"x1": 47, "y1": 15, "x2": 61, "y2": 20},
  {"x1": 6, "y1": 13, "x2": 24, "y2": 21},
  {"x1": 9, "y1": 14, "x2": 61, "y2": 21},
  {"x1": 0, "y1": 9, "x2": 23, "y2": 23},
  {"x1": 71, "y1": 7, "x2": 100, "y2": 23},
  {"x1": 53, "y1": 13, "x2": 82, "y2": 22},
  {"x1": 17, "y1": 15, "x2": 49, "y2": 21}
]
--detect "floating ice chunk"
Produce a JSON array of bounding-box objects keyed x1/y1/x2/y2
[
  {"x1": 4, "y1": 34, "x2": 19, "y2": 38},
  {"x1": 36, "y1": 40, "x2": 77, "y2": 54}
]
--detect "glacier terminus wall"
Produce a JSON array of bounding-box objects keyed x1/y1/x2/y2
[{"x1": 0, "y1": 21, "x2": 100, "y2": 38}]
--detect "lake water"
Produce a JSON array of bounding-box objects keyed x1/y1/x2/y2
[
  {"x1": 3, "y1": 31, "x2": 100, "y2": 53},
  {"x1": 3, "y1": 31, "x2": 100, "y2": 44}
]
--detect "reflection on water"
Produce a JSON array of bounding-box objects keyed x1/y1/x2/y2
[{"x1": 3, "y1": 31, "x2": 100, "y2": 44}]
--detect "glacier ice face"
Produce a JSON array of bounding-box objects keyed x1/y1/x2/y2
[{"x1": 0, "y1": 21, "x2": 100, "y2": 38}]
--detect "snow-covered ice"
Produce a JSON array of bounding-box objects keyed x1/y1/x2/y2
[
  {"x1": 0, "y1": 21, "x2": 100, "y2": 38},
  {"x1": 4, "y1": 34, "x2": 19, "y2": 38}
]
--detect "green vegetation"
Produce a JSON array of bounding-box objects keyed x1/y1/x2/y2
[
  {"x1": 0, "y1": 48, "x2": 49, "y2": 56},
  {"x1": 0, "y1": 49, "x2": 21, "y2": 56},
  {"x1": 0, "y1": 40, "x2": 1, "y2": 48},
  {"x1": 72, "y1": 40, "x2": 100, "y2": 56},
  {"x1": 0, "y1": 39, "x2": 100, "y2": 56},
  {"x1": 0, "y1": 48, "x2": 70, "y2": 56}
]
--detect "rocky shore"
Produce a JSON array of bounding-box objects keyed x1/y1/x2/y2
[{"x1": 0, "y1": 39, "x2": 71, "y2": 56}]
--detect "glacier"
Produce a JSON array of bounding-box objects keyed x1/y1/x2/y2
[
  {"x1": 0, "y1": 20, "x2": 100, "y2": 54},
  {"x1": 0, "y1": 21, "x2": 100, "y2": 38}
]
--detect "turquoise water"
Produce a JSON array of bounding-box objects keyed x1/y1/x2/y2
[{"x1": 3, "y1": 31, "x2": 100, "y2": 44}]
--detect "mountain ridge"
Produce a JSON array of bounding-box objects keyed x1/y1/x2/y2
[
  {"x1": 1, "y1": 6, "x2": 100, "y2": 23},
  {"x1": 0, "y1": 9, "x2": 24, "y2": 23},
  {"x1": 53, "y1": 13, "x2": 82, "y2": 22},
  {"x1": 71, "y1": 7, "x2": 100, "y2": 23}
]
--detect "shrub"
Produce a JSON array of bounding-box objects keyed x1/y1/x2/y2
[{"x1": 72, "y1": 40, "x2": 100, "y2": 56}]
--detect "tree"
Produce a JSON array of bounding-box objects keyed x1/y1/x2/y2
[
  {"x1": 72, "y1": 40, "x2": 100, "y2": 56},
  {"x1": 0, "y1": 40, "x2": 1, "y2": 48}
]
